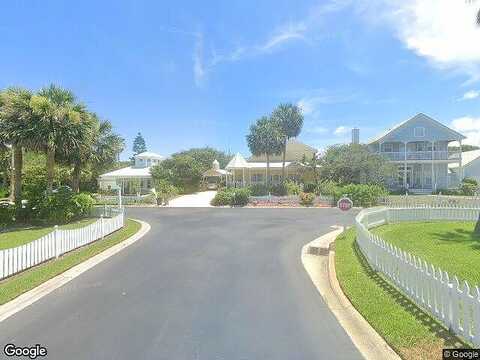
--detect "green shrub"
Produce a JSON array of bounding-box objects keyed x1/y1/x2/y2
[
  {"x1": 315, "y1": 180, "x2": 342, "y2": 198},
  {"x1": 340, "y1": 184, "x2": 388, "y2": 207},
  {"x1": 269, "y1": 183, "x2": 288, "y2": 196},
  {"x1": 284, "y1": 180, "x2": 301, "y2": 195},
  {"x1": 0, "y1": 186, "x2": 9, "y2": 199},
  {"x1": 433, "y1": 188, "x2": 462, "y2": 196},
  {"x1": 0, "y1": 201, "x2": 15, "y2": 228},
  {"x1": 72, "y1": 193, "x2": 95, "y2": 217},
  {"x1": 231, "y1": 188, "x2": 250, "y2": 206},
  {"x1": 211, "y1": 188, "x2": 234, "y2": 206},
  {"x1": 299, "y1": 192, "x2": 315, "y2": 206},
  {"x1": 249, "y1": 184, "x2": 269, "y2": 196},
  {"x1": 303, "y1": 183, "x2": 316, "y2": 193},
  {"x1": 211, "y1": 187, "x2": 250, "y2": 206},
  {"x1": 460, "y1": 179, "x2": 478, "y2": 196}
]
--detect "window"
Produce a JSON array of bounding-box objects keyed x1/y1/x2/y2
[
  {"x1": 251, "y1": 174, "x2": 264, "y2": 182},
  {"x1": 414, "y1": 127, "x2": 425, "y2": 137},
  {"x1": 383, "y1": 143, "x2": 393, "y2": 152}
]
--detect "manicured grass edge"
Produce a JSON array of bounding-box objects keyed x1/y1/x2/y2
[
  {"x1": 0, "y1": 219, "x2": 141, "y2": 305},
  {"x1": 335, "y1": 228, "x2": 466, "y2": 359}
]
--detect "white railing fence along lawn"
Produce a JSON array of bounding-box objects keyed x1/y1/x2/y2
[
  {"x1": 378, "y1": 195, "x2": 480, "y2": 209},
  {"x1": 355, "y1": 206, "x2": 480, "y2": 346},
  {"x1": 0, "y1": 207, "x2": 124, "y2": 280}
]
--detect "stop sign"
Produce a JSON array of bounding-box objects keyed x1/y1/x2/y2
[{"x1": 337, "y1": 197, "x2": 353, "y2": 212}]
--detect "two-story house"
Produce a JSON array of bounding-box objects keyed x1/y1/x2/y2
[
  {"x1": 98, "y1": 151, "x2": 164, "y2": 194},
  {"x1": 368, "y1": 113, "x2": 465, "y2": 193}
]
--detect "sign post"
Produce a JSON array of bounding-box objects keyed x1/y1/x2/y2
[{"x1": 337, "y1": 196, "x2": 353, "y2": 231}]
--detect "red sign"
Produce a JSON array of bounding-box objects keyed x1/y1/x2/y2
[{"x1": 337, "y1": 197, "x2": 353, "y2": 212}]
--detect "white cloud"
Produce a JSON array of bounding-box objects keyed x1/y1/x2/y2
[
  {"x1": 334, "y1": 126, "x2": 351, "y2": 135},
  {"x1": 450, "y1": 116, "x2": 480, "y2": 146},
  {"x1": 193, "y1": 33, "x2": 205, "y2": 87},
  {"x1": 359, "y1": 1, "x2": 480, "y2": 80},
  {"x1": 259, "y1": 23, "x2": 308, "y2": 53},
  {"x1": 461, "y1": 90, "x2": 480, "y2": 100}
]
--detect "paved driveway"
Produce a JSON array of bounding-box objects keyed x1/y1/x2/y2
[
  {"x1": 0, "y1": 208, "x2": 362, "y2": 360},
  {"x1": 167, "y1": 191, "x2": 217, "y2": 207}
]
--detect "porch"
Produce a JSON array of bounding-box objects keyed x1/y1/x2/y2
[{"x1": 391, "y1": 163, "x2": 451, "y2": 192}]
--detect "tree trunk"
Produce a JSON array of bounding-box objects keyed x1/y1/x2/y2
[
  {"x1": 13, "y1": 145, "x2": 23, "y2": 204},
  {"x1": 72, "y1": 162, "x2": 81, "y2": 193},
  {"x1": 266, "y1": 153, "x2": 270, "y2": 188},
  {"x1": 281, "y1": 139, "x2": 287, "y2": 183},
  {"x1": 46, "y1": 145, "x2": 55, "y2": 194}
]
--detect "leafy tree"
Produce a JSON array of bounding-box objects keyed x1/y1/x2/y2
[
  {"x1": 0, "y1": 87, "x2": 36, "y2": 203},
  {"x1": 174, "y1": 147, "x2": 231, "y2": 171},
  {"x1": 301, "y1": 153, "x2": 320, "y2": 184},
  {"x1": 449, "y1": 144, "x2": 479, "y2": 152},
  {"x1": 132, "y1": 132, "x2": 147, "y2": 155},
  {"x1": 271, "y1": 103, "x2": 303, "y2": 181},
  {"x1": 246, "y1": 116, "x2": 283, "y2": 187},
  {"x1": 320, "y1": 144, "x2": 395, "y2": 185},
  {"x1": 150, "y1": 155, "x2": 203, "y2": 193}
]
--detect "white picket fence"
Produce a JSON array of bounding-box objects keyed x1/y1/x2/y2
[
  {"x1": 0, "y1": 209, "x2": 124, "y2": 280},
  {"x1": 355, "y1": 206, "x2": 480, "y2": 346}
]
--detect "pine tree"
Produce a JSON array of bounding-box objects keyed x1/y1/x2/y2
[{"x1": 132, "y1": 132, "x2": 147, "y2": 155}]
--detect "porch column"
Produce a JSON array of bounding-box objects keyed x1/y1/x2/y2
[
  {"x1": 459, "y1": 139, "x2": 463, "y2": 181},
  {"x1": 242, "y1": 168, "x2": 245, "y2": 187},
  {"x1": 404, "y1": 142, "x2": 407, "y2": 188},
  {"x1": 431, "y1": 141, "x2": 435, "y2": 192},
  {"x1": 421, "y1": 163, "x2": 424, "y2": 189},
  {"x1": 233, "y1": 169, "x2": 236, "y2": 187}
]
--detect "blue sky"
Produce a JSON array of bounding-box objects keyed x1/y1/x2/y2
[{"x1": 1, "y1": 1, "x2": 480, "y2": 159}]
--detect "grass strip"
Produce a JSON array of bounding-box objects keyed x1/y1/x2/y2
[
  {"x1": 335, "y1": 228, "x2": 466, "y2": 360},
  {"x1": 0, "y1": 219, "x2": 141, "y2": 305},
  {"x1": 0, "y1": 218, "x2": 97, "y2": 250}
]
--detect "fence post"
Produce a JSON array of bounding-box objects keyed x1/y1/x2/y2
[
  {"x1": 101, "y1": 215, "x2": 104, "y2": 239},
  {"x1": 54, "y1": 225, "x2": 60, "y2": 259}
]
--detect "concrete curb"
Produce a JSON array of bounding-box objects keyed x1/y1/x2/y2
[
  {"x1": 301, "y1": 228, "x2": 400, "y2": 360},
  {"x1": 0, "y1": 219, "x2": 151, "y2": 323}
]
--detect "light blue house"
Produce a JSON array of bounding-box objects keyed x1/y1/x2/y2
[{"x1": 368, "y1": 113, "x2": 466, "y2": 193}]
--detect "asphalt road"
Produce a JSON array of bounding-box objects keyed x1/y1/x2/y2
[{"x1": 0, "y1": 208, "x2": 362, "y2": 360}]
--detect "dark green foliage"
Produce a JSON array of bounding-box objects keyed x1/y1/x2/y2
[
  {"x1": 0, "y1": 201, "x2": 15, "y2": 228},
  {"x1": 269, "y1": 183, "x2": 288, "y2": 196},
  {"x1": 174, "y1": 147, "x2": 231, "y2": 171},
  {"x1": 132, "y1": 132, "x2": 147, "y2": 155},
  {"x1": 231, "y1": 188, "x2": 250, "y2": 206},
  {"x1": 303, "y1": 183, "x2": 316, "y2": 193},
  {"x1": 315, "y1": 180, "x2": 342, "y2": 197},
  {"x1": 150, "y1": 155, "x2": 203, "y2": 194},
  {"x1": 249, "y1": 184, "x2": 269, "y2": 196},
  {"x1": 320, "y1": 144, "x2": 395, "y2": 185}
]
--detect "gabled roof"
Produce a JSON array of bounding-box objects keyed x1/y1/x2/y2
[
  {"x1": 369, "y1": 113, "x2": 466, "y2": 144},
  {"x1": 134, "y1": 151, "x2": 164, "y2": 159},
  {"x1": 226, "y1": 153, "x2": 248, "y2": 169}
]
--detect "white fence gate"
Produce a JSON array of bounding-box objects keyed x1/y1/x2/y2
[
  {"x1": 0, "y1": 209, "x2": 124, "y2": 280},
  {"x1": 355, "y1": 206, "x2": 480, "y2": 346}
]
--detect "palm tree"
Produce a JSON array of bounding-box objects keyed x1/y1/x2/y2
[
  {"x1": 246, "y1": 116, "x2": 283, "y2": 188},
  {"x1": 60, "y1": 115, "x2": 124, "y2": 192},
  {"x1": 31, "y1": 85, "x2": 85, "y2": 194},
  {"x1": 271, "y1": 103, "x2": 304, "y2": 182},
  {"x1": 0, "y1": 87, "x2": 35, "y2": 203}
]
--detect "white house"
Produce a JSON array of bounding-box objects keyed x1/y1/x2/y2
[
  {"x1": 449, "y1": 149, "x2": 480, "y2": 183},
  {"x1": 98, "y1": 151, "x2": 164, "y2": 194},
  {"x1": 368, "y1": 113, "x2": 465, "y2": 193},
  {"x1": 224, "y1": 139, "x2": 317, "y2": 187}
]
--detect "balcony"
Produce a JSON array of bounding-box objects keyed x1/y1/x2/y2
[{"x1": 378, "y1": 150, "x2": 461, "y2": 161}]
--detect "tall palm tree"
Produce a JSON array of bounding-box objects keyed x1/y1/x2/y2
[
  {"x1": 271, "y1": 103, "x2": 304, "y2": 182},
  {"x1": 0, "y1": 87, "x2": 35, "y2": 203},
  {"x1": 246, "y1": 116, "x2": 283, "y2": 188},
  {"x1": 31, "y1": 85, "x2": 85, "y2": 194}
]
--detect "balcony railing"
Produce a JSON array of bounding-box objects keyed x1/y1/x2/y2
[{"x1": 378, "y1": 151, "x2": 461, "y2": 161}]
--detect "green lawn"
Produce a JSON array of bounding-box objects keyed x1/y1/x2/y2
[
  {"x1": 0, "y1": 219, "x2": 141, "y2": 305},
  {"x1": 0, "y1": 218, "x2": 97, "y2": 250},
  {"x1": 335, "y1": 229, "x2": 465, "y2": 360},
  {"x1": 372, "y1": 221, "x2": 480, "y2": 286}
]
